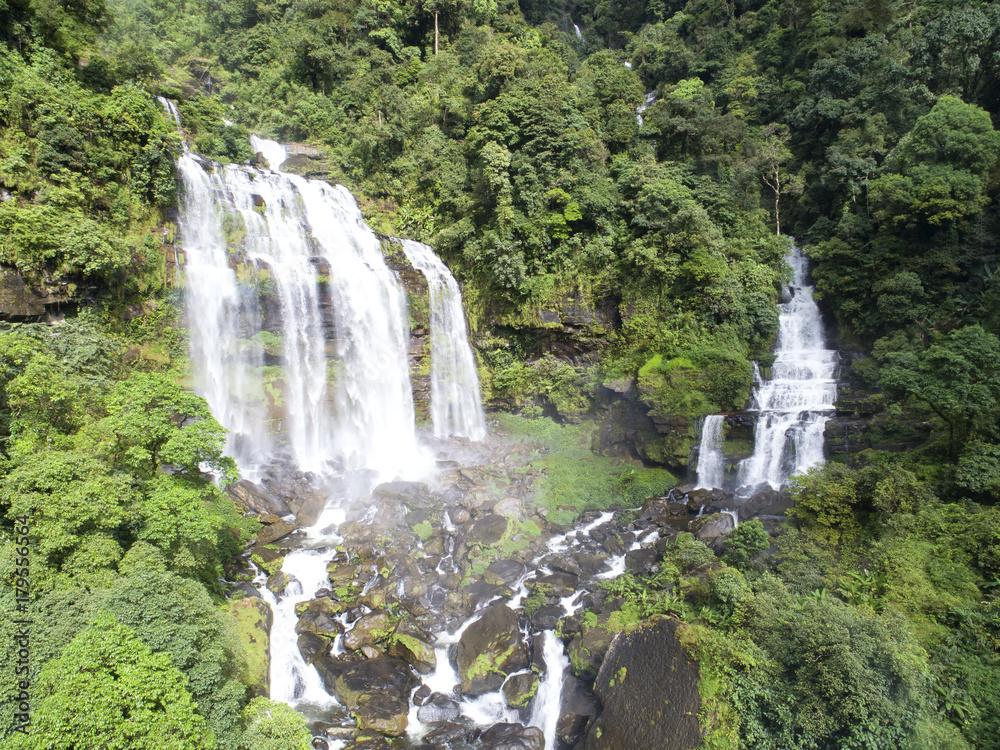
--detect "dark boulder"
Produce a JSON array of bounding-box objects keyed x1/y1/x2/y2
[
  {"x1": 477, "y1": 723, "x2": 544, "y2": 750},
  {"x1": 416, "y1": 693, "x2": 461, "y2": 724},
  {"x1": 332, "y1": 657, "x2": 417, "y2": 737},
  {"x1": 579, "y1": 616, "x2": 701, "y2": 750},
  {"x1": 469, "y1": 515, "x2": 510, "y2": 546},
  {"x1": 228, "y1": 479, "x2": 291, "y2": 516},
  {"x1": 457, "y1": 604, "x2": 529, "y2": 696}
]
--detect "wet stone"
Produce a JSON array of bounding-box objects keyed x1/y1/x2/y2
[
  {"x1": 416, "y1": 693, "x2": 461, "y2": 724},
  {"x1": 469, "y1": 514, "x2": 509, "y2": 546},
  {"x1": 478, "y1": 723, "x2": 544, "y2": 750},
  {"x1": 529, "y1": 605, "x2": 564, "y2": 631},
  {"x1": 502, "y1": 671, "x2": 539, "y2": 709},
  {"x1": 297, "y1": 632, "x2": 330, "y2": 664},
  {"x1": 530, "y1": 572, "x2": 578, "y2": 598},
  {"x1": 484, "y1": 559, "x2": 528, "y2": 586},
  {"x1": 457, "y1": 603, "x2": 530, "y2": 697}
]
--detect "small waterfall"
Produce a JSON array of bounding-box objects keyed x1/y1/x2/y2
[
  {"x1": 573, "y1": 23, "x2": 583, "y2": 40},
  {"x1": 695, "y1": 415, "x2": 726, "y2": 489},
  {"x1": 529, "y1": 630, "x2": 569, "y2": 750},
  {"x1": 737, "y1": 246, "x2": 837, "y2": 493},
  {"x1": 636, "y1": 91, "x2": 656, "y2": 126},
  {"x1": 395, "y1": 239, "x2": 486, "y2": 441},
  {"x1": 157, "y1": 97, "x2": 187, "y2": 148}
]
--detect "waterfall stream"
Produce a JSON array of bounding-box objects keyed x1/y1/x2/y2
[
  {"x1": 395, "y1": 239, "x2": 487, "y2": 441},
  {"x1": 695, "y1": 415, "x2": 726, "y2": 489},
  {"x1": 737, "y1": 246, "x2": 837, "y2": 493}
]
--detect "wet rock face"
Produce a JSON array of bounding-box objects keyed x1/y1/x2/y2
[
  {"x1": 331, "y1": 657, "x2": 417, "y2": 737},
  {"x1": 227, "y1": 479, "x2": 291, "y2": 516},
  {"x1": 457, "y1": 604, "x2": 530, "y2": 697},
  {"x1": 581, "y1": 616, "x2": 701, "y2": 750},
  {"x1": 474, "y1": 723, "x2": 545, "y2": 750}
]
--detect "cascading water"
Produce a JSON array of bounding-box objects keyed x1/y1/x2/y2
[
  {"x1": 176, "y1": 153, "x2": 272, "y2": 471},
  {"x1": 173, "y1": 125, "x2": 446, "y2": 478},
  {"x1": 737, "y1": 246, "x2": 837, "y2": 493},
  {"x1": 695, "y1": 415, "x2": 726, "y2": 490},
  {"x1": 636, "y1": 92, "x2": 656, "y2": 126},
  {"x1": 395, "y1": 239, "x2": 486, "y2": 441},
  {"x1": 529, "y1": 630, "x2": 570, "y2": 750}
]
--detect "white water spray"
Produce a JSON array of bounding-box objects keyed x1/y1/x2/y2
[
  {"x1": 395, "y1": 239, "x2": 486, "y2": 441},
  {"x1": 737, "y1": 246, "x2": 837, "y2": 493},
  {"x1": 695, "y1": 415, "x2": 726, "y2": 490}
]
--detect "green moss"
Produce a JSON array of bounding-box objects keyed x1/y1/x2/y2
[
  {"x1": 412, "y1": 520, "x2": 433, "y2": 542},
  {"x1": 250, "y1": 552, "x2": 284, "y2": 576},
  {"x1": 227, "y1": 598, "x2": 270, "y2": 697},
  {"x1": 507, "y1": 675, "x2": 538, "y2": 707},
  {"x1": 494, "y1": 414, "x2": 676, "y2": 518}
]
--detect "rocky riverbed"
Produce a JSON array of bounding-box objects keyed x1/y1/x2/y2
[{"x1": 223, "y1": 424, "x2": 790, "y2": 750}]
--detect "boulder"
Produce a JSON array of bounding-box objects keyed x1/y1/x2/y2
[
  {"x1": 557, "y1": 675, "x2": 597, "y2": 746},
  {"x1": 469, "y1": 515, "x2": 509, "y2": 546},
  {"x1": 228, "y1": 479, "x2": 291, "y2": 516},
  {"x1": 529, "y1": 605, "x2": 563, "y2": 631},
  {"x1": 529, "y1": 571, "x2": 578, "y2": 598},
  {"x1": 266, "y1": 571, "x2": 291, "y2": 595},
  {"x1": 297, "y1": 632, "x2": 330, "y2": 664},
  {"x1": 477, "y1": 723, "x2": 544, "y2": 750},
  {"x1": 567, "y1": 617, "x2": 615, "y2": 678},
  {"x1": 502, "y1": 672, "x2": 539, "y2": 709},
  {"x1": 332, "y1": 657, "x2": 417, "y2": 737},
  {"x1": 484, "y1": 560, "x2": 528, "y2": 586},
  {"x1": 692, "y1": 512, "x2": 735, "y2": 546},
  {"x1": 344, "y1": 611, "x2": 391, "y2": 652},
  {"x1": 416, "y1": 693, "x2": 461, "y2": 724},
  {"x1": 457, "y1": 604, "x2": 529, "y2": 696},
  {"x1": 386, "y1": 625, "x2": 436, "y2": 674},
  {"x1": 738, "y1": 489, "x2": 793, "y2": 520},
  {"x1": 256, "y1": 520, "x2": 297, "y2": 546},
  {"x1": 286, "y1": 489, "x2": 329, "y2": 527},
  {"x1": 372, "y1": 481, "x2": 431, "y2": 507},
  {"x1": 579, "y1": 616, "x2": 700, "y2": 750}
]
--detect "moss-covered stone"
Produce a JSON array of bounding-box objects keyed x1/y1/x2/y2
[{"x1": 227, "y1": 597, "x2": 271, "y2": 697}]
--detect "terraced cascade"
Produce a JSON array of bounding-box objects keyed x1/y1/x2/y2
[{"x1": 736, "y1": 246, "x2": 838, "y2": 495}]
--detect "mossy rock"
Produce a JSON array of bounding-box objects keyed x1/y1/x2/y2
[
  {"x1": 503, "y1": 671, "x2": 539, "y2": 708},
  {"x1": 457, "y1": 603, "x2": 530, "y2": 696},
  {"x1": 227, "y1": 597, "x2": 271, "y2": 697}
]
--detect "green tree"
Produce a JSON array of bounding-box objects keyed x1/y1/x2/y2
[
  {"x1": 723, "y1": 518, "x2": 770, "y2": 570},
  {"x1": 89, "y1": 372, "x2": 237, "y2": 483},
  {"x1": 238, "y1": 698, "x2": 312, "y2": 750},
  {"x1": 880, "y1": 326, "x2": 1000, "y2": 460},
  {"x1": 102, "y1": 570, "x2": 249, "y2": 749},
  {"x1": 870, "y1": 96, "x2": 1000, "y2": 227},
  {"x1": 7, "y1": 614, "x2": 214, "y2": 750},
  {"x1": 0, "y1": 450, "x2": 138, "y2": 582}
]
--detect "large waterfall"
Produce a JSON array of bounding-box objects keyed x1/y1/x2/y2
[
  {"x1": 736, "y1": 246, "x2": 837, "y2": 493},
  {"x1": 176, "y1": 135, "x2": 483, "y2": 479}
]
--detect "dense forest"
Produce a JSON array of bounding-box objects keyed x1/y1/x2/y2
[{"x1": 0, "y1": 0, "x2": 998, "y2": 748}]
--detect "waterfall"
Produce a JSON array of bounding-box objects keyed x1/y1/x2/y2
[
  {"x1": 636, "y1": 92, "x2": 656, "y2": 126},
  {"x1": 172, "y1": 126, "x2": 452, "y2": 477},
  {"x1": 695, "y1": 415, "x2": 726, "y2": 490},
  {"x1": 395, "y1": 239, "x2": 486, "y2": 441},
  {"x1": 573, "y1": 23, "x2": 583, "y2": 40},
  {"x1": 176, "y1": 153, "x2": 272, "y2": 470},
  {"x1": 737, "y1": 246, "x2": 837, "y2": 493},
  {"x1": 529, "y1": 630, "x2": 570, "y2": 750}
]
